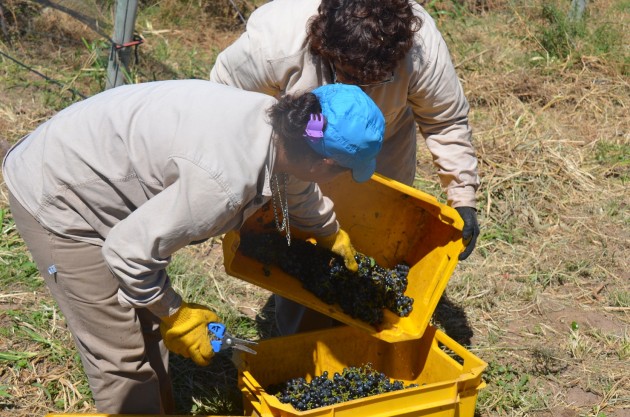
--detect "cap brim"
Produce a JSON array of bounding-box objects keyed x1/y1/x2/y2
[{"x1": 351, "y1": 158, "x2": 376, "y2": 183}]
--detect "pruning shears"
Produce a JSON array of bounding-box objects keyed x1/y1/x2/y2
[{"x1": 208, "y1": 322, "x2": 258, "y2": 355}]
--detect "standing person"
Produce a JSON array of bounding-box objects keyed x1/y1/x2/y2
[
  {"x1": 210, "y1": 0, "x2": 481, "y2": 333},
  {"x1": 2, "y1": 80, "x2": 384, "y2": 414}
]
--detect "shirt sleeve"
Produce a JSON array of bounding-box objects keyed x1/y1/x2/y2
[
  {"x1": 407, "y1": 19, "x2": 479, "y2": 208},
  {"x1": 209, "y1": 26, "x2": 280, "y2": 97},
  {"x1": 102, "y1": 157, "x2": 240, "y2": 317},
  {"x1": 285, "y1": 176, "x2": 339, "y2": 238}
]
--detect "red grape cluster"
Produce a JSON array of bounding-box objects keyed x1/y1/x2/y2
[
  {"x1": 268, "y1": 363, "x2": 418, "y2": 411},
  {"x1": 239, "y1": 232, "x2": 413, "y2": 325}
]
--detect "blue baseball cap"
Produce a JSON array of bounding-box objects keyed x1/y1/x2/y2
[{"x1": 306, "y1": 84, "x2": 385, "y2": 182}]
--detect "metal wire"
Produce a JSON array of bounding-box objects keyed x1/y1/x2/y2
[{"x1": 0, "y1": 49, "x2": 87, "y2": 99}]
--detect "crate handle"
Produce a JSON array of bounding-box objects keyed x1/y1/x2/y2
[
  {"x1": 435, "y1": 329, "x2": 487, "y2": 374},
  {"x1": 241, "y1": 371, "x2": 262, "y2": 395}
]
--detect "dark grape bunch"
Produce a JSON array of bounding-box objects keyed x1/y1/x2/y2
[
  {"x1": 238, "y1": 232, "x2": 414, "y2": 325},
  {"x1": 268, "y1": 363, "x2": 419, "y2": 411}
]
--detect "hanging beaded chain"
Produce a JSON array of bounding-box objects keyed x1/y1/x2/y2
[{"x1": 271, "y1": 173, "x2": 291, "y2": 246}]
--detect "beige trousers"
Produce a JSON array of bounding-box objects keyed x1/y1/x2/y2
[{"x1": 9, "y1": 192, "x2": 174, "y2": 414}]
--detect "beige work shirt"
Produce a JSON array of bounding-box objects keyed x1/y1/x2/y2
[
  {"x1": 2, "y1": 80, "x2": 338, "y2": 317},
  {"x1": 210, "y1": 0, "x2": 479, "y2": 208}
]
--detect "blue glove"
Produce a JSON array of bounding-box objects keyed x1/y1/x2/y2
[{"x1": 455, "y1": 207, "x2": 479, "y2": 261}]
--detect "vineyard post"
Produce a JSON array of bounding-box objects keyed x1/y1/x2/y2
[{"x1": 105, "y1": 0, "x2": 138, "y2": 89}]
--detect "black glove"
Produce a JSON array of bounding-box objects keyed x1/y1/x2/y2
[{"x1": 455, "y1": 206, "x2": 479, "y2": 261}]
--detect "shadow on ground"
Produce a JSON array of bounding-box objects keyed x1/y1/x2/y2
[{"x1": 432, "y1": 292, "x2": 474, "y2": 346}]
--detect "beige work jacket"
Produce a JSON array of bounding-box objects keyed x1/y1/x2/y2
[
  {"x1": 2, "y1": 80, "x2": 338, "y2": 317},
  {"x1": 210, "y1": 0, "x2": 479, "y2": 208}
]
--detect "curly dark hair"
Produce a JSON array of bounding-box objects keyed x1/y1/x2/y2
[
  {"x1": 268, "y1": 92, "x2": 323, "y2": 162},
  {"x1": 307, "y1": 0, "x2": 422, "y2": 84}
]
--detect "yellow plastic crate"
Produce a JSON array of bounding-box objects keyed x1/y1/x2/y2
[
  {"x1": 223, "y1": 173, "x2": 465, "y2": 342},
  {"x1": 236, "y1": 324, "x2": 487, "y2": 417}
]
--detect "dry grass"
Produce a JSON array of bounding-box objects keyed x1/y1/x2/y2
[{"x1": 1, "y1": 0, "x2": 629, "y2": 416}]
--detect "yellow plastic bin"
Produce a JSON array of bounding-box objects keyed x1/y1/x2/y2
[
  {"x1": 223, "y1": 173, "x2": 465, "y2": 342},
  {"x1": 236, "y1": 324, "x2": 487, "y2": 417}
]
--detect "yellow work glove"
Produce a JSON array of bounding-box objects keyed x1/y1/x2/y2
[
  {"x1": 160, "y1": 301, "x2": 219, "y2": 366},
  {"x1": 317, "y1": 229, "x2": 359, "y2": 272}
]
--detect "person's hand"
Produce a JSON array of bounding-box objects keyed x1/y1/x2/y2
[
  {"x1": 160, "y1": 301, "x2": 219, "y2": 366},
  {"x1": 455, "y1": 206, "x2": 479, "y2": 261},
  {"x1": 317, "y1": 229, "x2": 359, "y2": 272}
]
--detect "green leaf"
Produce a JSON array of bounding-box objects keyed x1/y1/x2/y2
[
  {"x1": 0, "y1": 350, "x2": 38, "y2": 361},
  {"x1": 0, "y1": 385, "x2": 13, "y2": 399}
]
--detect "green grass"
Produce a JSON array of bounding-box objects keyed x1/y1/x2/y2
[
  {"x1": 0, "y1": 301, "x2": 93, "y2": 411},
  {"x1": 477, "y1": 361, "x2": 547, "y2": 414},
  {"x1": 608, "y1": 290, "x2": 630, "y2": 308},
  {"x1": 0, "y1": 209, "x2": 42, "y2": 290},
  {"x1": 539, "y1": 3, "x2": 587, "y2": 59},
  {"x1": 167, "y1": 249, "x2": 259, "y2": 340},
  {"x1": 594, "y1": 141, "x2": 630, "y2": 184}
]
